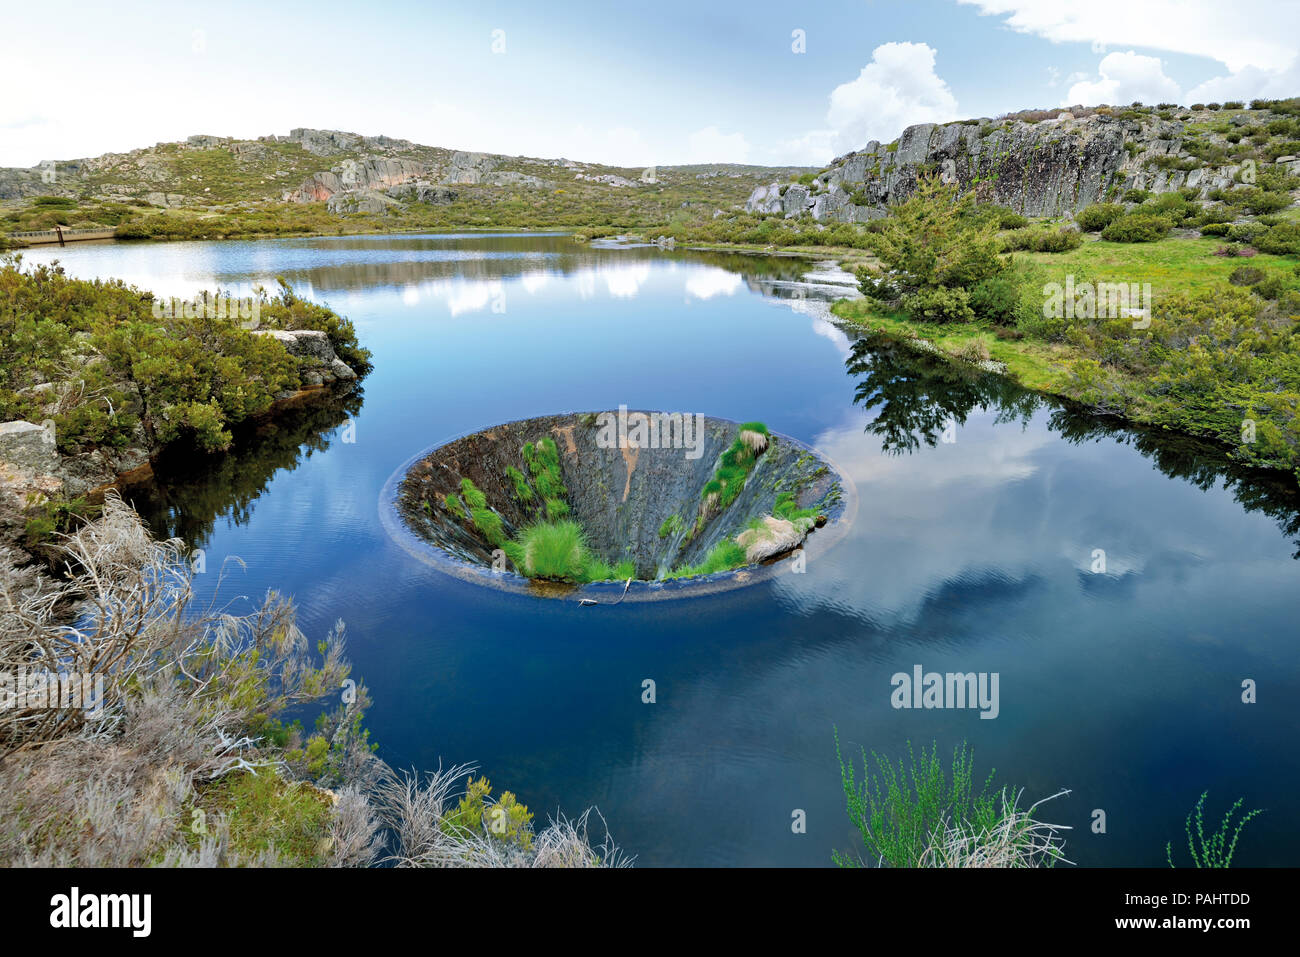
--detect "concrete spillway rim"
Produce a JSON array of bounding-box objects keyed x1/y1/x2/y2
[{"x1": 377, "y1": 411, "x2": 858, "y2": 603}]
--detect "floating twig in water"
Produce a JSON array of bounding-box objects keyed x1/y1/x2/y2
[{"x1": 579, "y1": 577, "x2": 633, "y2": 607}]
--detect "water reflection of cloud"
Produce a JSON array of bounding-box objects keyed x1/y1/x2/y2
[
  {"x1": 520, "y1": 271, "x2": 552, "y2": 294},
  {"x1": 604, "y1": 263, "x2": 651, "y2": 298},
  {"x1": 684, "y1": 267, "x2": 743, "y2": 300}
]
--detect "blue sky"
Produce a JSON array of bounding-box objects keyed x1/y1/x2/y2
[{"x1": 3, "y1": 0, "x2": 1298, "y2": 168}]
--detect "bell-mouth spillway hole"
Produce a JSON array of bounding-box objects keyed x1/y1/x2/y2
[{"x1": 379, "y1": 411, "x2": 857, "y2": 601}]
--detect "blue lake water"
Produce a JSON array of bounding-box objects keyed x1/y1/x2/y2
[{"x1": 23, "y1": 232, "x2": 1300, "y2": 866}]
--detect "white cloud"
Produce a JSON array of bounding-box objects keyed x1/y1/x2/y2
[
  {"x1": 685, "y1": 126, "x2": 751, "y2": 164},
  {"x1": 960, "y1": 0, "x2": 1300, "y2": 105},
  {"x1": 956, "y1": 0, "x2": 1297, "y2": 72},
  {"x1": 824, "y1": 42, "x2": 960, "y2": 154},
  {"x1": 1186, "y1": 59, "x2": 1300, "y2": 105},
  {"x1": 1065, "y1": 50, "x2": 1182, "y2": 107},
  {"x1": 768, "y1": 129, "x2": 840, "y2": 166}
]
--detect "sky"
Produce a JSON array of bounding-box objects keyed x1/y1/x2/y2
[{"x1": 2, "y1": 0, "x2": 1298, "y2": 169}]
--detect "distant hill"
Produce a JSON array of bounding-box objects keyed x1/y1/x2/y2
[{"x1": 0, "y1": 128, "x2": 812, "y2": 231}]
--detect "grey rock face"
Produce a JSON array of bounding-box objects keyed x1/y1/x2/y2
[
  {"x1": 441, "y1": 151, "x2": 496, "y2": 185},
  {"x1": 326, "y1": 189, "x2": 398, "y2": 214},
  {"x1": 252, "y1": 329, "x2": 357, "y2": 383},
  {"x1": 0, "y1": 421, "x2": 58, "y2": 474},
  {"x1": 745, "y1": 111, "x2": 1276, "y2": 221},
  {"x1": 386, "y1": 183, "x2": 458, "y2": 204}
]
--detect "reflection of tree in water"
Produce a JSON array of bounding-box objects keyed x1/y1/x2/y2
[
  {"x1": 123, "y1": 386, "x2": 364, "y2": 550},
  {"x1": 847, "y1": 333, "x2": 1040, "y2": 454},
  {"x1": 1048, "y1": 405, "x2": 1300, "y2": 558},
  {"x1": 847, "y1": 332, "x2": 1300, "y2": 556}
]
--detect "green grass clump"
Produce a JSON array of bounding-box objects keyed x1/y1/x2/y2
[
  {"x1": 470, "y1": 507, "x2": 505, "y2": 546},
  {"x1": 773, "y1": 491, "x2": 821, "y2": 522},
  {"x1": 511, "y1": 520, "x2": 589, "y2": 580},
  {"x1": 524, "y1": 437, "x2": 568, "y2": 500},
  {"x1": 583, "y1": 557, "x2": 636, "y2": 582},
  {"x1": 658, "y1": 514, "x2": 685, "y2": 539},
  {"x1": 460, "y1": 477, "x2": 487, "y2": 510},
  {"x1": 669, "y1": 539, "x2": 747, "y2": 579},
  {"x1": 544, "y1": 497, "x2": 569, "y2": 520},
  {"x1": 698, "y1": 422, "x2": 770, "y2": 514},
  {"x1": 833, "y1": 737, "x2": 1000, "y2": 868},
  {"x1": 443, "y1": 493, "x2": 466, "y2": 520},
  {"x1": 1166, "y1": 792, "x2": 1264, "y2": 868},
  {"x1": 505, "y1": 465, "x2": 534, "y2": 502}
]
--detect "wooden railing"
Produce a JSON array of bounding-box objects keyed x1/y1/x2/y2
[{"x1": 8, "y1": 226, "x2": 118, "y2": 246}]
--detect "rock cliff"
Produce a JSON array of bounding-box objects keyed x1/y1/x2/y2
[{"x1": 748, "y1": 105, "x2": 1300, "y2": 221}]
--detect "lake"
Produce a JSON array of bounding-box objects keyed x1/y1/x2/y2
[{"x1": 22, "y1": 231, "x2": 1300, "y2": 866}]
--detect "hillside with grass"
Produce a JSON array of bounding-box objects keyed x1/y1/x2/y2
[{"x1": 0, "y1": 128, "x2": 812, "y2": 241}]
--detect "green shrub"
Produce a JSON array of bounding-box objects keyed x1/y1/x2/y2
[
  {"x1": 1200, "y1": 223, "x2": 1231, "y2": 236},
  {"x1": 1000, "y1": 226, "x2": 1082, "y2": 252},
  {"x1": 1166, "y1": 792, "x2": 1262, "y2": 868},
  {"x1": 1243, "y1": 190, "x2": 1292, "y2": 215},
  {"x1": 834, "y1": 737, "x2": 1001, "y2": 869},
  {"x1": 903, "y1": 285, "x2": 976, "y2": 323},
  {"x1": 1101, "y1": 212, "x2": 1171, "y2": 242},
  {"x1": 505, "y1": 465, "x2": 534, "y2": 502},
  {"x1": 969, "y1": 275, "x2": 1023, "y2": 326},
  {"x1": 1255, "y1": 222, "x2": 1300, "y2": 255},
  {"x1": 994, "y1": 208, "x2": 1029, "y2": 229},
  {"x1": 1228, "y1": 266, "x2": 1266, "y2": 286},
  {"x1": 1253, "y1": 275, "x2": 1290, "y2": 300},
  {"x1": 658, "y1": 514, "x2": 685, "y2": 539},
  {"x1": 1226, "y1": 222, "x2": 1266, "y2": 244},
  {"x1": 1123, "y1": 189, "x2": 1152, "y2": 203},
  {"x1": 1076, "y1": 203, "x2": 1125, "y2": 231}
]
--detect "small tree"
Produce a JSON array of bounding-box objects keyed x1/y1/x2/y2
[{"x1": 865, "y1": 175, "x2": 1010, "y2": 295}]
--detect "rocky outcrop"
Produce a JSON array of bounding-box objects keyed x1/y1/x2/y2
[
  {"x1": 252, "y1": 329, "x2": 357, "y2": 386},
  {"x1": 734, "y1": 514, "x2": 816, "y2": 564},
  {"x1": 440, "y1": 151, "x2": 496, "y2": 185},
  {"x1": 385, "y1": 183, "x2": 458, "y2": 204},
  {"x1": 286, "y1": 156, "x2": 427, "y2": 203},
  {"x1": 747, "y1": 109, "x2": 1265, "y2": 221}
]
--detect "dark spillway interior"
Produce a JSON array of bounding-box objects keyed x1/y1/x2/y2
[{"x1": 396, "y1": 412, "x2": 842, "y2": 580}]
